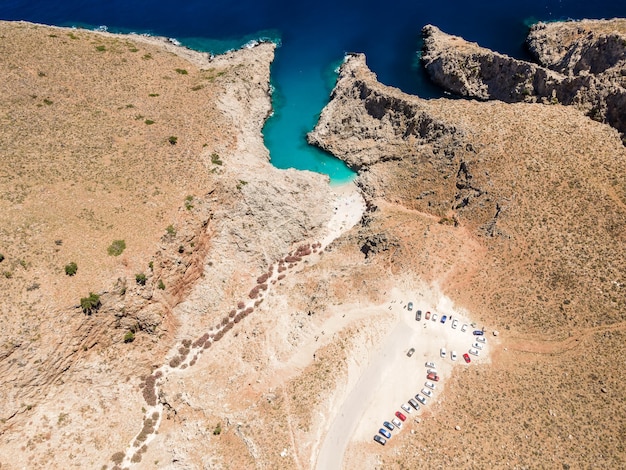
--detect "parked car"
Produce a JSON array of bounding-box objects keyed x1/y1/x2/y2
[
  {"x1": 427, "y1": 372, "x2": 440, "y2": 381},
  {"x1": 472, "y1": 342, "x2": 483, "y2": 350},
  {"x1": 426, "y1": 368, "x2": 437, "y2": 375},
  {"x1": 416, "y1": 310, "x2": 422, "y2": 321},
  {"x1": 407, "y1": 302, "x2": 413, "y2": 311},
  {"x1": 392, "y1": 417, "x2": 402, "y2": 428},
  {"x1": 440, "y1": 315, "x2": 447, "y2": 324},
  {"x1": 452, "y1": 319, "x2": 459, "y2": 329},
  {"x1": 432, "y1": 313, "x2": 438, "y2": 322},
  {"x1": 425, "y1": 361, "x2": 436, "y2": 369},
  {"x1": 401, "y1": 403, "x2": 412, "y2": 414},
  {"x1": 440, "y1": 347, "x2": 447, "y2": 358},
  {"x1": 421, "y1": 388, "x2": 433, "y2": 398},
  {"x1": 395, "y1": 411, "x2": 406, "y2": 421},
  {"x1": 473, "y1": 330, "x2": 484, "y2": 336},
  {"x1": 415, "y1": 394, "x2": 428, "y2": 405},
  {"x1": 461, "y1": 324, "x2": 468, "y2": 332},
  {"x1": 407, "y1": 347, "x2": 415, "y2": 357},
  {"x1": 451, "y1": 350, "x2": 458, "y2": 361},
  {"x1": 379, "y1": 428, "x2": 392, "y2": 439},
  {"x1": 374, "y1": 435, "x2": 386, "y2": 446},
  {"x1": 476, "y1": 336, "x2": 486, "y2": 343},
  {"x1": 425, "y1": 311, "x2": 431, "y2": 320},
  {"x1": 424, "y1": 381, "x2": 436, "y2": 390},
  {"x1": 383, "y1": 421, "x2": 394, "y2": 431},
  {"x1": 469, "y1": 348, "x2": 479, "y2": 356},
  {"x1": 463, "y1": 353, "x2": 471, "y2": 363},
  {"x1": 408, "y1": 398, "x2": 420, "y2": 410}
]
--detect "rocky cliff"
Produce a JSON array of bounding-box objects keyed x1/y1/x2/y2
[{"x1": 421, "y1": 20, "x2": 626, "y2": 138}]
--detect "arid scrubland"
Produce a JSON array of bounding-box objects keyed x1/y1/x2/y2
[{"x1": 1, "y1": 18, "x2": 625, "y2": 470}]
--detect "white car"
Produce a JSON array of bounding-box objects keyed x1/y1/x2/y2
[
  {"x1": 452, "y1": 319, "x2": 459, "y2": 329},
  {"x1": 451, "y1": 350, "x2": 458, "y2": 361},
  {"x1": 425, "y1": 381, "x2": 436, "y2": 390},
  {"x1": 426, "y1": 368, "x2": 438, "y2": 375},
  {"x1": 401, "y1": 403, "x2": 412, "y2": 414},
  {"x1": 472, "y1": 342, "x2": 483, "y2": 350},
  {"x1": 425, "y1": 361, "x2": 436, "y2": 369},
  {"x1": 392, "y1": 417, "x2": 402, "y2": 428},
  {"x1": 469, "y1": 348, "x2": 479, "y2": 356},
  {"x1": 461, "y1": 324, "x2": 468, "y2": 332},
  {"x1": 432, "y1": 313, "x2": 438, "y2": 322},
  {"x1": 421, "y1": 388, "x2": 433, "y2": 398},
  {"x1": 440, "y1": 347, "x2": 447, "y2": 358},
  {"x1": 476, "y1": 336, "x2": 486, "y2": 343}
]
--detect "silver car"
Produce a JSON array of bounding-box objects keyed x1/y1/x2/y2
[
  {"x1": 476, "y1": 336, "x2": 486, "y2": 343},
  {"x1": 421, "y1": 388, "x2": 433, "y2": 398},
  {"x1": 469, "y1": 348, "x2": 479, "y2": 356},
  {"x1": 472, "y1": 342, "x2": 483, "y2": 350}
]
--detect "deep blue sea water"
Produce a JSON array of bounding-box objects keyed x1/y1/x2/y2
[{"x1": 2, "y1": 1, "x2": 624, "y2": 183}]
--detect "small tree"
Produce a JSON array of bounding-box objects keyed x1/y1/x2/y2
[
  {"x1": 65, "y1": 262, "x2": 78, "y2": 276},
  {"x1": 124, "y1": 331, "x2": 135, "y2": 343},
  {"x1": 80, "y1": 292, "x2": 101, "y2": 315},
  {"x1": 135, "y1": 273, "x2": 147, "y2": 286},
  {"x1": 107, "y1": 240, "x2": 126, "y2": 256}
]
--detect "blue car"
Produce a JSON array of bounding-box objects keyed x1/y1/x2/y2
[
  {"x1": 383, "y1": 421, "x2": 394, "y2": 431},
  {"x1": 473, "y1": 330, "x2": 484, "y2": 336},
  {"x1": 440, "y1": 315, "x2": 447, "y2": 324},
  {"x1": 379, "y1": 428, "x2": 392, "y2": 439}
]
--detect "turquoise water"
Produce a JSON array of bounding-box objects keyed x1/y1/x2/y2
[{"x1": 2, "y1": 0, "x2": 624, "y2": 183}]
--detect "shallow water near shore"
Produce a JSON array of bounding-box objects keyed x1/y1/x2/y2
[{"x1": 2, "y1": 0, "x2": 623, "y2": 183}]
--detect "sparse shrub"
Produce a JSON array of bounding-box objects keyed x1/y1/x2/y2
[
  {"x1": 165, "y1": 225, "x2": 176, "y2": 237},
  {"x1": 210, "y1": 153, "x2": 223, "y2": 165},
  {"x1": 236, "y1": 180, "x2": 248, "y2": 191},
  {"x1": 65, "y1": 262, "x2": 78, "y2": 276},
  {"x1": 135, "y1": 273, "x2": 147, "y2": 286},
  {"x1": 43, "y1": 98, "x2": 53, "y2": 105},
  {"x1": 178, "y1": 245, "x2": 184, "y2": 254},
  {"x1": 169, "y1": 356, "x2": 182, "y2": 368},
  {"x1": 26, "y1": 283, "x2": 40, "y2": 291},
  {"x1": 148, "y1": 261, "x2": 153, "y2": 271},
  {"x1": 144, "y1": 119, "x2": 155, "y2": 125},
  {"x1": 168, "y1": 136, "x2": 178, "y2": 145},
  {"x1": 157, "y1": 279, "x2": 165, "y2": 290},
  {"x1": 95, "y1": 45, "x2": 106, "y2": 52},
  {"x1": 80, "y1": 292, "x2": 101, "y2": 315},
  {"x1": 142, "y1": 53, "x2": 152, "y2": 60},
  {"x1": 0, "y1": 253, "x2": 5, "y2": 262},
  {"x1": 124, "y1": 331, "x2": 135, "y2": 343},
  {"x1": 182, "y1": 339, "x2": 192, "y2": 348},
  {"x1": 175, "y1": 68, "x2": 188, "y2": 75},
  {"x1": 107, "y1": 240, "x2": 126, "y2": 256},
  {"x1": 149, "y1": 93, "x2": 159, "y2": 97},
  {"x1": 213, "y1": 422, "x2": 222, "y2": 435}
]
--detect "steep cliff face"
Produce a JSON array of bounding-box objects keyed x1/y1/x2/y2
[{"x1": 421, "y1": 20, "x2": 626, "y2": 138}]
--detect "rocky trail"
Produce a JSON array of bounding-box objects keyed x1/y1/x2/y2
[{"x1": 117, "y1": 188, "x2": 365, "y2": 468}]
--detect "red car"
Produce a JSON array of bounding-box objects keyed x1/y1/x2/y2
[
  {"x1": 426, "y1": 372, "x2": 439, "y2": 382},
  {"x1": 395, "y1": 411, "x2": 406, "y2": 421},
  {"x1": 425, "y1": 311, "x2": 431, "y2": 320},
  {"x1": 463, "y1": 353, "x2": 471, "y2": 363}
]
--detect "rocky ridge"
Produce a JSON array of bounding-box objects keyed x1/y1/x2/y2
[{"x1": 421, "y1": 19, "x2": 626, "y2": 138}]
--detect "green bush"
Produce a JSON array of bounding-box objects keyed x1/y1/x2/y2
[
  {"x1": 80, "y1": 292, "x2": 101, "y2": 315},
  {"x1": 165, "y1": 225, "x2": 176, "y2": 237},
  {"x1": 0, "y1": 253, "x2": 4, "y2": 263},
  {"x1": 135, "y1": 273, "x2": 147, "y2": 286},
  {"x1": 123, "y1": 331, "x2": 135, "y2": 343},
  {"x1": 65, "y1": 262, "x2": 78, "y2": 276},
  {"x1": 175, "y1": 68, "x2": 188, "y2": 75},
  {"x1": 168, "y1": 136, "x2": 178, "y2": 145},
  {"x1": 213, "y1": 422, "x2": 222, "y2": 435},
  {"x1": 210, "y1": 152, "x2": 223, "y2": 165},
  {"x1": 107, "y1": 240, "x2": 126, "y2": 256},
  {"x1": 144, "y1": 119, "x2": 155, "y2": 125},
  {"x1": 157, "y1": 279, "x2": 165, "y2": 290},
  {"x1": 95, "y1": 45, "x2": 106, "y2": 52}
]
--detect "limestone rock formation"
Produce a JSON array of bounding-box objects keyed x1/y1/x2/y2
[{"x1": 421, "y1": 20, "x2": 626, "y2": 137}]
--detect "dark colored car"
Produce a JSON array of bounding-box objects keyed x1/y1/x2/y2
[
  {"x1": 407, "y1": 347, "x2": 415, "y2": 357},
  {"x1": 416, "y1": 310, "x2": 422, "y2": 321},
  {"x1": 427, "y1": 372, "x2": 440, "y2": 382},
  {"x1": 395, "y1": 411, "x2": 406, "y2": 421},
  {"x1": 463, "y1": 353, "x2": 471, "y2": 363},
  {"x1": 440, "y1": 315, "x2": 447, "y2": 324},
  {"x1": 408, "y1": 398, "x2": 420, "y2": 410},
  {"x1": 473, "y1": 330, "x2": 484, "y2": 336},
  {"x1": 379, "y1": 428, "x2": 392, "y2": 439},
  {"x1": 383, "y1": 421, "x2": 394, "y2": 431},
  {"x1": 374, "y1": 435, "x2": 386, "y2": 446}
]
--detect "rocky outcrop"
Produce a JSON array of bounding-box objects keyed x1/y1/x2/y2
[{"x1": 421, "y1": 21, "x2": 626, "y2": 138}]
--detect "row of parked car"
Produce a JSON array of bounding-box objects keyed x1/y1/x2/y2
[{"x1": 373, "y1": 362, "x2": 438, "y2": 446}]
